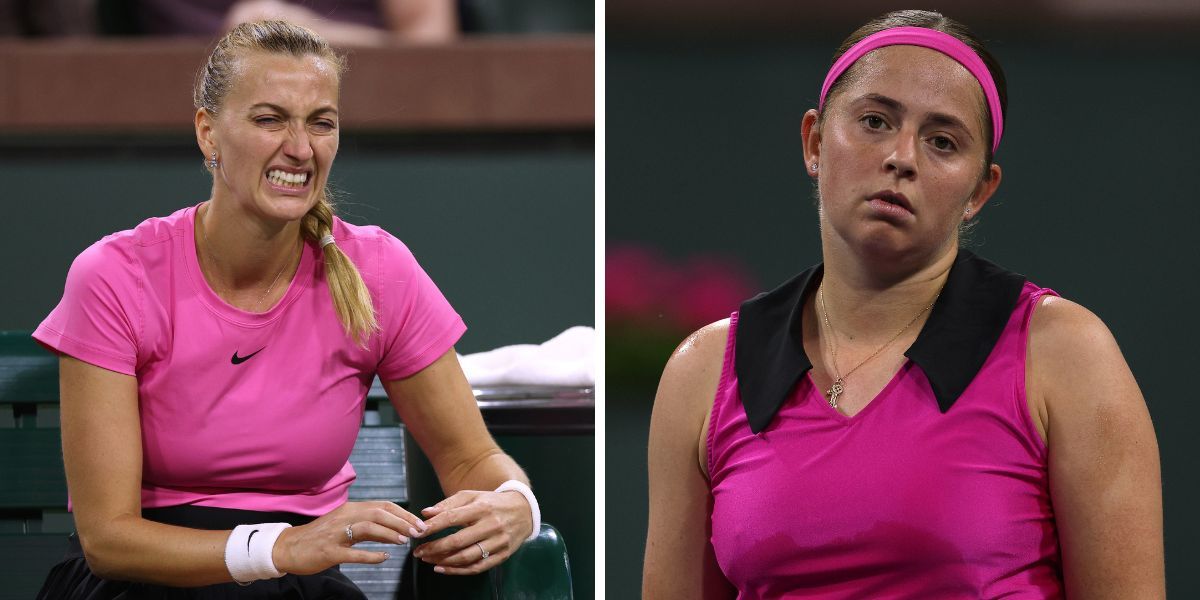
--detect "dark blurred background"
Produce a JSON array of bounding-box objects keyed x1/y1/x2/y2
[
  {"x1": 0, "y1": 1, "x2": 594, "y2": 598},
  {"x1": 607, "y1": 1, "x2": 1200, "y2": 597}
]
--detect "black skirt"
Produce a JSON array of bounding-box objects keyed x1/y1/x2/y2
[{"x1": 35, "y1": 505, "x2": 368, "y2": 599}]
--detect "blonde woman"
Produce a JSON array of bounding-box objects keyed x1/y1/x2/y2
[{"x1": 35, "y1": 20, "x2": 536, "y2": 598}]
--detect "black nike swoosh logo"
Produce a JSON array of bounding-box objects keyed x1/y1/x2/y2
[
  {"x1": 231, "y1": 348, "x2": 265, "y2": 364},
  {"x1": 247, "y1": 529, "x2": 258, "y2": 552}
]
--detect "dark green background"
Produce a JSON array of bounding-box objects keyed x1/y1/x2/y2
[
  {"x1": 1, "y1": 134, "x2": 594, "y2": 353},
  {"x1": 607, "y1": 30, "x2": 1199, "y2": 597}
]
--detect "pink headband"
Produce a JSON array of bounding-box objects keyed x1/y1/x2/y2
[{"x1": 818, "y1": 26, "x2": 1004, "y2": 154}]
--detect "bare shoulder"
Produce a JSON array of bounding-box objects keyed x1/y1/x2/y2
[
  {"x1": 1030, "y1": 296, "x2": 1118, "y2": 354},
  {"x1": 662, "y1": 319, "x2": 731, "y2": 382},
  {"x1": 1028, "y1": 295, "x2": 1145, "y2": 442},
  {"x1": 654, "y1": 318, "x2": 732, "y2": 427},
  {"x1": 1029, "y1": 296, "x2": 1127, "y2": 383}
]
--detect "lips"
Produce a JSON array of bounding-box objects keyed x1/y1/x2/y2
[{"x1": 868, "y1": 190, "x2": 913, "y2": 213}]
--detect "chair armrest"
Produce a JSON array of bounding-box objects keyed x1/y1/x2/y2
[{"x1": 408, "y1": 523, "x2": 573, "y2": 599}]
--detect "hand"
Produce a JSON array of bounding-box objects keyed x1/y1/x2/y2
[
  {"x1": 411, "y1": 489, "x2": 533, "y2": 575},
  {"x1": 271, "y1": 500, "x2": 427, "y2": 575}
]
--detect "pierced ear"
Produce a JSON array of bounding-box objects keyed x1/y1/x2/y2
[
  {"x1": 194, "y1": 108, "x2": 219, "y2": 157},
  {"x1": 801, "y1": 109, "x2": 822, "y2": 178},
  {"x1": 966, "y1": 163, "x2": 1003, "y2": 219}
]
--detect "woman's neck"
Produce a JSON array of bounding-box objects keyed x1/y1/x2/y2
[
  {"x1": 817, "y1": 243, "x2": 956, "y2": 343},
  {"x1": 197, "y1": 199, "x2": 302, "y2": 290}
]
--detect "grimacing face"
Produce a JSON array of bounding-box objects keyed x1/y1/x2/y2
[
  {"x1": 802, "y1": 45, "x2": 1001, "y2": 266},
  {"x1": 198, "y1": 51, "x2": 341, "y2": 225}
]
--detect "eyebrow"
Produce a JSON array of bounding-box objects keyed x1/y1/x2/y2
[
  {"x1": 248, "y1": 102, "x2": 339, "y2": 118},
  {"x1": 857, "y1": 93, "x2": 975, "y2": 141}
]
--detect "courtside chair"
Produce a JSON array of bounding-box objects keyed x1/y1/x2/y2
[
  {"x1": 0, "y1": 331, "x2": 73, "y2": 600},
  {"x1": 406, "y1": 523, "x2": 573, "y2": 599}
]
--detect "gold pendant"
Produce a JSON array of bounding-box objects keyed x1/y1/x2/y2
[{"x1": 826, "y1": 378, "x2": 844, "y2": 408}]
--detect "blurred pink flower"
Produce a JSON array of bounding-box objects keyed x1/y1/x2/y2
[
  {"x1": 674, "y1": 257, "x2": 756, "y2": 330},
  {"x1": 605, "y1": 246, "x2": 677, "y2": 322},
  {"x1": 606, "y1": 244, "x2": 756, "y2": 331}
]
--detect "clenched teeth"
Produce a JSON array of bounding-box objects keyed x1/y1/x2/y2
[{"x1": 267, "y1": 170, "x2": 309, "y2": 188}]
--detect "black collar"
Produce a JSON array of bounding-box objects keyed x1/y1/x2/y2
[{"x1": 734, "y1": 250, "x2": 1027, "y2": 433}]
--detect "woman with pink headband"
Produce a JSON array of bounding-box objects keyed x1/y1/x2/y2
[{"x1": 643, "y1": 10, "x2": 1164, "y2": 598}]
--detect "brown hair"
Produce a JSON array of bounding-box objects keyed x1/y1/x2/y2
[
  {"x1": 195, "y1": 20, "x2": 378, "y2": 345},
  {"x1": 820, "y1": 10, "x2": 1008, "y2": 167}
]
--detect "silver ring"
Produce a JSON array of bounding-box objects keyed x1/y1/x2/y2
[
  {"x1": 346, "y1": 524, "x2": 354, "y2": 542},
  {"x1": 476, "y1": 542, "x2": 489, "y2": 560}
]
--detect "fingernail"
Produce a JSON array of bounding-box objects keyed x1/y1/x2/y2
[
  {"x1": 413, "y1": 549, "x2": 422, "y2": 558},
  {"x1": 416, "y1": 518, "x2": 428, "y2": 530},
  {"x1": 398, "y1": 535, "x2": 409, "y2": 544},
  {"x1": 434, "y1": 566, "x2": 445, "y2": 574},
  {"x1": 409, "y1": 526, "x2": 421, "y2": 537},
  {"x1": 383, "y1": 552, "x2": 391, "y2": 559}
]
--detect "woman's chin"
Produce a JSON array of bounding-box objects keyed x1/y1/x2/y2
[
  {"x1": 255, "y1": 194, "x2": 319, "y2": 223},
  {"x1": 850, "y1": 229, "x2": 960, "y2": 276},
  {"x1": 851, "y1": 228, "x2": 925, "y2": 262}
]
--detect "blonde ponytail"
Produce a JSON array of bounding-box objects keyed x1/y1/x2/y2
[{"x1": 302, "y1": 197, "x2": 379, "y2": 346}]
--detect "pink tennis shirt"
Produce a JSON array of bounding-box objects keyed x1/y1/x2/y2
[
  {"x1": 710, "y1": 252, "x2": 1063, "y2": 598},
  {"x1": 34, "y1": 204, "x2": 466, "y2": 516}
]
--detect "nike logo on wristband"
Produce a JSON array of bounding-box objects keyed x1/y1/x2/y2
[
  {"x1": 247, "y1": 529, "x2": 258, "y2": 552},
  {"x1": 231, "y1": 348, "x2": 265, "y2": 364}
]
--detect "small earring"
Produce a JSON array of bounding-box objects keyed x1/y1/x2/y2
[
  {"x1": 964, "y1": 207, "x2": 973, "y2": 216},
  {"x1": 810, "y1": 163, "x2": 818, "y2": 172},
  {"x1": 206, "y1": 152, "x2": 219, "y2": 170}
]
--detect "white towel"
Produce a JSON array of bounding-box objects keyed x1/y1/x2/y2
[{"x1": 458, "y1": 326, "x2": 595, "y2": 387}]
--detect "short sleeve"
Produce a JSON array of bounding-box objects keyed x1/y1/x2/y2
[
  {"x1": 373, "y1": 233, "x2": 466, "y2": 381},
  {"x1": 32, "y1": 238, "x2": 141, "y2": 376}
]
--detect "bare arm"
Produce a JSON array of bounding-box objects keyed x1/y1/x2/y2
[
  {"x1": 1029, "y1": 297, "x2": 1165, "y2": 598},
  {"x1": 383, "y1": 348, "x2": 526, "y2": 497},
  {"x1": 643, "y1": 321, "x2": 737, "y2": 600},
  {"x1": 60, "y1": 356, "x2": 236, "y2": 586},
  {"x1": 383, "y1": 348, "x2": 532, "y2": 574}
]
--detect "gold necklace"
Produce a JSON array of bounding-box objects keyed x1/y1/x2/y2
[
  {"x1": 199, "y1": 204, "x2": 296, "y2": 313},
  {"x1": 817, "y1": 286, "x2": 939, "y2": 409}
]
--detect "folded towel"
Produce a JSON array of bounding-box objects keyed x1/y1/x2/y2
[{"x1": 458, "y1": 326, "x2": 594, "y2": 387}]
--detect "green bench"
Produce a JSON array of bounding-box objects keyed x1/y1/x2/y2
[{"x1": 0, "y1": 331, "x2": 573, "y2": 599}]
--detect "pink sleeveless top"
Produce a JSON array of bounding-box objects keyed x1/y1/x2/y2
[{"x1": 708, "y1": 257, "x2": 1064, "y2": 598}]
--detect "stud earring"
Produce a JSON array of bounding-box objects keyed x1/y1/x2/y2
[
  {"x1": 206, "y1": 152, "x2": 219, "y2": 170},
  {"x1": 810, "y1": 163, "x2": 818, "y2": 172},
  {"x1": 964, "y1": 207, "x2": 972, "y2": 216}
]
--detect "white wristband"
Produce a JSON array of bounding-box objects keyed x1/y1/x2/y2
[
  {"x1": 495, "y1": 479, "x2": 540, "y2": 543},
  {"x1": 224, "y1": 522, "x2": 292, "y2": 586}
]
